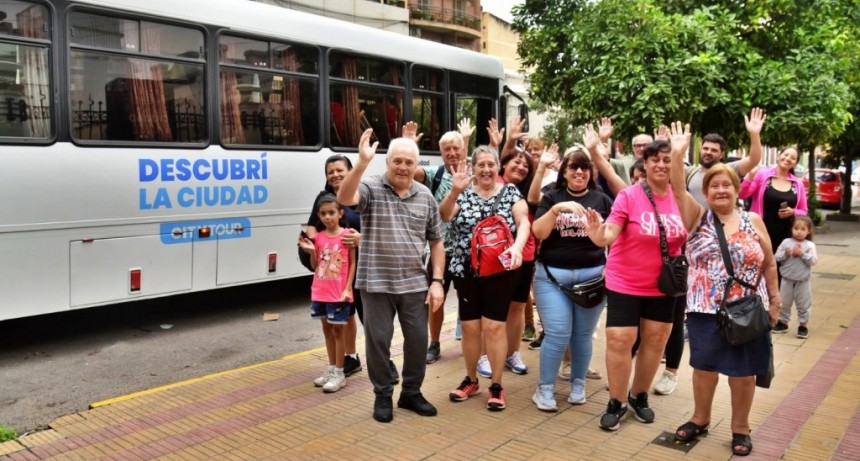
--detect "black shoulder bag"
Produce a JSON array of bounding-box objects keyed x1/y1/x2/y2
[
  {"x1": 713, "y1": 212, "x2": 771, "y2": 346},
  {"x1": 642, "y1": 183, "x2": 688, "y2": 297}
]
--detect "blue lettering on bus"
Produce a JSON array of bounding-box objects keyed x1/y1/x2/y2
[
  {"x1": 138, "y1": 154, "x2": 269, "y2": 210},
  {"x1": 138, "y1": 154, "x2": 268, "y2": 182},
  {"x1": 141, "y1": 185, "x2": 268, "y2": 209},
  {"x1": 159, "y1": 217, "x2": 252, "y2": 244}
]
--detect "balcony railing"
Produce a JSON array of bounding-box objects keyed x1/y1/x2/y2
[{"x1": 409, "y1": 5, "x2": 480, "y2": 32}]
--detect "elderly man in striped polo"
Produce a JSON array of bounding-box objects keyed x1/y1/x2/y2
[{"x1": 338, "y1": 128, "x2": 446, "y2": 423}]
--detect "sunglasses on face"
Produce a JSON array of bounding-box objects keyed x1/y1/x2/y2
[{"x1": 567, "y1": 163, "x2": 592, "y2": 172}]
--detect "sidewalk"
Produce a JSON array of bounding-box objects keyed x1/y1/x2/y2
[{"x1": 2, "y1": 222, "x2": 859, "y2": 460}]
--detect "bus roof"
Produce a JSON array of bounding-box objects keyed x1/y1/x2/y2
[{"x1": 71, "y1": 0, "x2": 505, "y2": 79}]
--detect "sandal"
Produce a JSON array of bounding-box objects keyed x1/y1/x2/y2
[
  {"x1": 731, "y1": 433, "x2": 753, "y2": 456},
  {"x1": 674, "y1": 421, "x2": 710, "y2": 443}
]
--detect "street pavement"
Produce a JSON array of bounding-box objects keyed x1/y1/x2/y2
[{"x1": 1, "y1": 216, "x2": 858, "y2": 460}]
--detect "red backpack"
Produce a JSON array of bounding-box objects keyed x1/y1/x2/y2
[{"x1": 470, "y1": 193, "x2": 515, "y2": 277}]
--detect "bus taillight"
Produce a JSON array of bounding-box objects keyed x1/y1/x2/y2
[
  {"x1": 268, "y1": 253, "x2": 277, "y2": 273},
  {"x1": 129, "y1": 269, "x2": 142, "y2": 293}
]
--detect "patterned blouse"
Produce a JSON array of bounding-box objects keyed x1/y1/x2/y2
[
  {"x1": 685, "y1": 210, "x2": 770, "y2": 315},
  {"x1": 448, "y1": 183, "x2": 522, "y2": 278}
]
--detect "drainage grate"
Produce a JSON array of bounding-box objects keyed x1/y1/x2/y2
[
  {"x1": 815, "y1": 272, "x2": 856, "y2": 280},
  {"x1": 652, "y1": 431, "x2": 702, "y2": 453}
]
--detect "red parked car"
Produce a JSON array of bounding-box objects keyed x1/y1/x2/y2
[{"x1": 802, "y1": 169, "x2": 843, "y2": 208}]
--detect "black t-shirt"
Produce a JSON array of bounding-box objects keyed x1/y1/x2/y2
[{"x1": 535, "y1": 187, "x2": 613, "y2": 269}]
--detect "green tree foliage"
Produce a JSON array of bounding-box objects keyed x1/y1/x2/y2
[{"x1": 511, "y1": 0, "x2": 858, "y2": 151}]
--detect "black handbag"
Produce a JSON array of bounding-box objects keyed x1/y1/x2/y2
[
  {"x1": 642, "y1": 183, "x2": 688, "y2": 297},
  {"x1": 713, "y1": 213, "x2": 771, "y2": 346},
  {"x1": 541, "y1": 263, "x2": 605, "y2": 308}
]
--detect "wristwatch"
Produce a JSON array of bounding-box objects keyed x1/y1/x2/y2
[{"x1": 431, "y1": 278, "x2": 444, "y2": 286}]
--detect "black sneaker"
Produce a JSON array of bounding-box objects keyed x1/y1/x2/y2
[
  {"x1": 628, "y1": 391, "x2": 655, "y2": 423},
  {"x1": 373, "y1": 395, "x2": 393, "y2": 423},
  {"x1": 344, "y1": 354, "x2": 362, "y2": 377},
  {"x1": 397, "y1": 392, "x2": 437, "y2": 416},
  {"x1": 599, "y1": 398, "x2": 627, "y2": 431},
  {"x1": 389, "y1": 360, "x2": 400, "y2": 385},
  {"x1": 426, "y1": 342, "x2": 441, "y2": 364},
  {"x1": 528, "y1": 331, "x2": 544, "y2": 350},
  {"x1": 773, "y1": 321, "x2": 789, "y2": 333},
  {"x1": 797, "y1": 325, "x2": 809, "y2": 339}
]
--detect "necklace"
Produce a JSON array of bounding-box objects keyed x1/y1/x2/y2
[
  {"x1": 567, "y1": 186, "x2": 587, "y2": 196},
  {"x1": 476, "y1": 183, "x2": 500, "y2": 198}
]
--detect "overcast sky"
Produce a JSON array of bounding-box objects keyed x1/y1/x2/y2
[{"x1": 481, "y1": 0, "x2": 523, "y2": 23}]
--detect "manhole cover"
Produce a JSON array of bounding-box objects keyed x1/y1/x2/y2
[
  {"x1": 815, "y1": 272, "x2": 856, "y2": 280},
  {"x1": 652, "y1": 431, "x2": 703, "y2": 453}
]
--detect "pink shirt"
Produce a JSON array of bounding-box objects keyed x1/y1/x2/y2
[
  {"x1": 311, "y1": 229, "x2": 353, "y2": 303},
  {"x1": 739, "y1": 166, "x2": 808, "y2": 216},
  {"x1": 605, "y1": 184, "x2": 687, "y2": 296}
]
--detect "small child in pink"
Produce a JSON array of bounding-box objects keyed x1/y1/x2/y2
[{"x1": 298, "y1": 194, "x2": 356, "y2": 393}]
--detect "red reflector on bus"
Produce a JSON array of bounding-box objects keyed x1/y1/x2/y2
[
  {"x1": 268, "y1": 252, "x2": 277, "y2": 273},
  {"x1": 129, "y1": 269, "x2": 142, "y2": 292},
  {"x1": 199, "y1": 227, "x2": 211, "y2": 238}
]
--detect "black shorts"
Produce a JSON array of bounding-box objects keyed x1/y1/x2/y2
[
  {"x1": 511, "y1": 260, "x2": 536, "y2": 303},
  {"x1": 454, "y1": 269, "x2": 520, "y2": 322},
  {"x1": 605, "y1": 289, "x2": 677, "y2": 327}
]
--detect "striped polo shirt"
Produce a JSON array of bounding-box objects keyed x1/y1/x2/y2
[{"x1": 356, "y1": 175, "x2": 443, "y2": 294}]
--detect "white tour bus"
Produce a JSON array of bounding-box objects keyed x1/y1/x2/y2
[{"x1": 0, "y1": 0, "x2": 527, "y2": 320}]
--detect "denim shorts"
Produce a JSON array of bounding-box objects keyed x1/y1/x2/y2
[{"x1": 310, "y1": 301, "x2": 349, "y2": 325}]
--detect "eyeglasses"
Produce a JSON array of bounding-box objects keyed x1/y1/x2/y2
[{"x1": 633, "y1": 143, "x2": 650, "y2": 149}]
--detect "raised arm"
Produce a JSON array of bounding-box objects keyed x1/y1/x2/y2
[
  {"x1": 737, "y1": 107, "x2": 766, "y2": 176},
  {"x1": 527, "y1": 143, "x2": 558, "y2": 205},
  {"x1": 502, "y1": 116, "x2": 526, "y2": 157},
  {"x1": 487, "y1": 118, "x2": 504, "y2": 150},
  {"x1": 337, "y1": 128, "x2": 376, "y2": 206},
  {"x1": 584, "y1": 122, "x2": 626, "y2": 196},
  {"x1": 438, "y1": 160, "x2": 471, "y2": 222},
  {"x1": 669, "y1": 121, "x2": 703, "y2": 232}
]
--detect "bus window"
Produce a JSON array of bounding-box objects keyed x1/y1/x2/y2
[
  {"x1": 68, "y1": 11, "x2": 206, "y2": 143},
  {"x1": 450, "y1": 71, "x2": 497, "y2": 151},
  {"x1": 411, "y1": 65, "x2": 444, "y2": 152},
  {"x1": 329, "y1": 51, "x2": 404, "y2": 149},
  {"x1": 219, "y1": 35, "x2": 320, "y2": 147},
  {"x1": 0, "y1": 0, "x2": 51, "y2": 139}
]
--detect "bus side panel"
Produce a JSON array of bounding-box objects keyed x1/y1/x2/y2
[
  {"x1": 0, "y1": 235, "x2": 70, "y2": 321},
  {"x1": 70, "y1": 236, "x2": 192, "y2": 306},
  {"x1": 215, "y1": 224, "x2": 307, "y2": 286}
]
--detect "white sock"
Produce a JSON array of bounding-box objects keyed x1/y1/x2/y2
[
  {"x1": 334, "y1": 367, "x2": 345, "y2": 377},
  {"x1": 347, "y1": 353, "x2": 358, "y2": 359}
]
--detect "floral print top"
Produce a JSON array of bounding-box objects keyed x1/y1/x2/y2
[
  {"x1": 685, "y1": 210, "x2": 770, "y2": 315},
  {"x1": 448, "y1": 183, "x2": 522, "y2": 278}
]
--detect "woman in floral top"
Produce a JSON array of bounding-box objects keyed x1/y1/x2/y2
[
  {"x1": 438, "y1": 146, "x2": 530, "y2": 412},
  {"x1": 669, "y1": 123, "x2": 779, "y2": 457}
]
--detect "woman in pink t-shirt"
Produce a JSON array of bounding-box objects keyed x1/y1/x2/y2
[{"x1": 585, "y1": 139, "x2": 687, "y2": 431}]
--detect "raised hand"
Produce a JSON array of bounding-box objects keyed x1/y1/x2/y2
[
  {"x1": 669, "y1": 121, "x2": 691, "y2": 155},
  {"x1": 540, "y1": 143, "x2": 559, "y2": 168},
  {"x1": 654, "y1": 124, "x2": 670, "y2": 141},
  {"x1": 487, "y1": 118, "x2": 504, "y2": 148},
  {"x1": 401, "y1": 121, "x2": 423, "y2": 143},
  {"x1": 584, "y1": 208, "x2": 603, "y2": 235},
  {"x1": 583, "y1": 123, "x2": 599, "y2": 151},
  {"x1": 507, "y1": 115, "x2": 527, "y2": 141},
  {"x1": 597, "y1": 117, "x2": 614, "y2": 143},
  {"x1": 451, "y1": 159, "x2": 473, "y2": 192},
  {"x1": 745, "y1": 107, "x2": 766, "y2": 135},
  {"x1": 358, "y1": 128, "x2": 378, "y2": 164},
  {"x1": 458, "y1": 117, "x2": 475, "y2": 139}
]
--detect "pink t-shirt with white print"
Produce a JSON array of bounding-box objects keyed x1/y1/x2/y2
[
  {"x1": 311, "y1": 229, "x2": 353, "y2": 303},
  {"x1": 605, "y1": 184, "x2": 687, "y2": 296}
]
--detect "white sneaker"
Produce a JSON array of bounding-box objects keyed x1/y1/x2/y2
[
  {"x1": 477, "y1": 355, "x2": 492, "y2": 378},
  {"x1": 654, "y1": 370, "x2": 677, "y2": 395},
  {"x1": 314, "y1": 366, "x2": 334, "y2": 387},
  {"x1": 505, "y1": 351, "x2": 528, "y2": 374},
  {"x1": 557, "y1": 361, "x2": 571, "y2": 381},
  {"x1": 532, "y1": 384, "x2": 558, "y2": 412},
  {"x1": 568, "y1": 378, "x2": 586, "y2": 405},
  {"x1": 322, "y1": 373, "x2": 346, "y2": 393}
]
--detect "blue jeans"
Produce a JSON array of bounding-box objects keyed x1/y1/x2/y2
[{"x1": 534, "y1": 262, "x2": 606, "y2": 386}]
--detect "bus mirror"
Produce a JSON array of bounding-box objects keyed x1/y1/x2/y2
[{"x1": 518, "y1": 103, "x2": 529, "y2": 133}]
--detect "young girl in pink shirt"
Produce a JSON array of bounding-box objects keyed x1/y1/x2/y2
[{"x1": 299, "y1": 194, "x2": 356, "y2": 393}]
